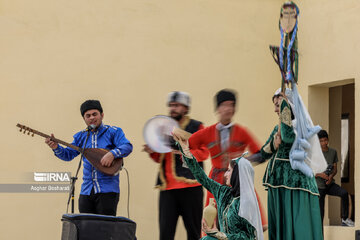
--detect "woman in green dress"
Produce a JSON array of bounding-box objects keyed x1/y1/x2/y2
[
  {"x1": 261, "y1": 90, "x2": 323, "y2": 240},
  {"x1": 173, "y1": 132, "x2": 263, "y2": 240}
]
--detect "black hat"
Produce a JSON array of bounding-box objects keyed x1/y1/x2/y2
[
  {"x1": 215, "y1": 89, "x2": 236, "y2": 108},
  {"x1": 167, "y1": 91, "x2": 190, "y2": 107},
  {"x1": 80, "y1": 100, "x2": 103, "y2": 116},
  {"x1": 317, "y1": 130, "x2": 328, "y2": 139}
]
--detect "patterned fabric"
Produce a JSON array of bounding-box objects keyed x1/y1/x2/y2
[
  {"x1": 182, "y1": 152, "x2": 256, "y2": 240},
  {"x1": 261, "y1": 99, "x2": 323, "y2": 239},
  {"x1": 261, "y1": 100, "x2": 319, "y2": 196},
  {"x1": 279, "y1": 106, "x2": 292, "y2": 127}
]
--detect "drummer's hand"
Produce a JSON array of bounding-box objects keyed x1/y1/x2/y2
[
  {"x1": 45, "y1": 134, "x2": 59, "y2": 149},
  {"x1": 100, "y1": 152, "x2": 115, "y2": 167},
  {"x1": 142, "y1": 144, "x2": 154, "y2": 154}
]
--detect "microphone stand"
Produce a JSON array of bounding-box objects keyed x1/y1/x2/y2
[{"x1": 66, "y1": 128, "x2": 92, "y2": 214}]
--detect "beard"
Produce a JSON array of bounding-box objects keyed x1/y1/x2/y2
[{"x1": 170, "y1": 111, "x2": 183, "y2": 121}]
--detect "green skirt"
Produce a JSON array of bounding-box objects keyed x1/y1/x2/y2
[{"x1": 268, "y1": 187, "x2": 323, "y2": 240}]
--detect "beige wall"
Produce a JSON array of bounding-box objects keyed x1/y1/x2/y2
[
  {"x1": 0, "y1": 0, "x2": 358, "y2": 239},
  {"x1": 0, "y1": 1, "x2": 281, "y2": 239}
]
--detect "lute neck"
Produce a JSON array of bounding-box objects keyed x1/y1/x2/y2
[{"x1": 17, "y1": 124, "x2": 82, "y2": 152}]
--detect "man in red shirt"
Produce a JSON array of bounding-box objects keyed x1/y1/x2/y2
[
  {"x1": 143, "y1": 91, "x2": 209, "y2": 240},
  {"x1": 189, "y1": 89, "x2": 268, "y2": 230}
]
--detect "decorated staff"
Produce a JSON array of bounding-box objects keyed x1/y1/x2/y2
[
  {"x1": 261, "y1": 2, "x2": 326, "y2": 239},
  {"x1": 270, "y1": 1, "x2": 299, "y2": 90},
  {"x1": 269, "y1": 1, "x2": 327, "y2": 177}
]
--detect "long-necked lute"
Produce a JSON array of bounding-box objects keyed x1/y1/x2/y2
[{"x1": 16, "y1": 123, "x2": 123, "y2": 176}]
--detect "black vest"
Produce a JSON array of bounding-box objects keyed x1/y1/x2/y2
[{"x1": 156, "y1": 118, "x2": 203, "y2": 189}]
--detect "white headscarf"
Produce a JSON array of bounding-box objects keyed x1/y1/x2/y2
[
  {"x1": 237, "y1": 157, "x2": 264, "y2": 240},
  {"x1": 274, "y1": 87, "x2": 327, "y2": 176}
]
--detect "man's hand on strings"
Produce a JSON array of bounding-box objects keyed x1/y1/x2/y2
[
  {"x1": 100, "y1": 152, "x2": 115, "y2": 167},
  {"x1": 45, "y1": 134, "x2": 58, "y2": 149}
]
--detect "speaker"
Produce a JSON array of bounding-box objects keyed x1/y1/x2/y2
[
  {"x1": 356, "y1": 230, "x2": 360, "y2": 240},
  {"x1": 61, "y1": 214, "x2": 136, "y2": 240}
]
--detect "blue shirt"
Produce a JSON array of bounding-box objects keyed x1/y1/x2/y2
[{"x1": 53, "y1": 124, "x2": 133, "y2": 195}]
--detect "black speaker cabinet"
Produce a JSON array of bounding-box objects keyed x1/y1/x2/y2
[
  {"x1": 61, "y1": 214, "x2": 136, "y2": 240},
  {"x1": 356, "y1": 230, "x2": 360, "y2": 240}
]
